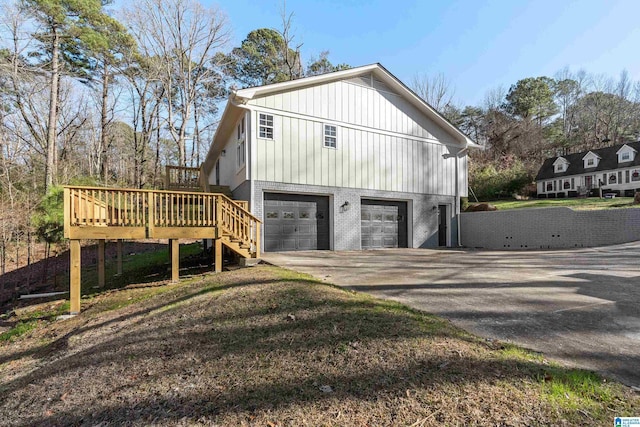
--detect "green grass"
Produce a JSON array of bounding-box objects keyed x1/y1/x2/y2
[
  {"x1": 483, "y1": 197, "x2": 637, "y2": 211},
  {"x1": 0, "y1": 321, "x2": 39, "y2": 342},
  {"x1": 0, "y1": 301, "x2": 70, "y2": 342}
]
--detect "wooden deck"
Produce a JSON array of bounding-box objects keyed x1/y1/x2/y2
[
  {"x1": 164, "y1": 165, "x2": 204, "y2": 192},
  {"x1": 63, "y1": 185, "x2": 261, "y2": 313}
]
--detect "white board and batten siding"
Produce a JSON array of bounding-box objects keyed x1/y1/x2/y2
[{"x1": 249, "y1": 75, "x2": 467, "y2": 197}]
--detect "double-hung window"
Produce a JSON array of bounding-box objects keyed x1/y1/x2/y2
[
  {"x1": 237, "y1": 117, "x2": 246, "y2": 169},
  {"x1": 324, "y1": 124, "x2": 337, "y2": 148},
  {"x1": 259, "y1": 113, "x2": 274, "y2": 139}
]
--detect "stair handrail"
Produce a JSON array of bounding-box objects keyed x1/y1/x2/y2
[{"x1": 215, "y1": 193, "x2": 261, "y2": 258}]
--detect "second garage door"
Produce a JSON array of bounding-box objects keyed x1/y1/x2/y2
[
  {"x1": 263, "y1": 193, "x2": 330, "y2": 252},
  {"x1": 361, "y1": 199, "x2": 408, "y2": 249}
]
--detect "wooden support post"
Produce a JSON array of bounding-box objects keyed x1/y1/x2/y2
[
  {"x1": 255, "y1": 222, "x2": 261, "y2": 259},
  {"x1": 171, "y1": 239, "x2": 179, "y2": 282},
  {"x1": 70, "y1": 240, "x2": 81, "y2": 314},
  {"x1": 116, "y1": 239, "x2": 123, "y2": 276},
  {"x1": 214, "y1": 239, "x2": 222, "y2": 273},
  {"x1": 98, "y1": 239, "x2": 105, "y2": 288},
  {"x1": 63, "y1": 187, "x2": 70, "y2": 239}
]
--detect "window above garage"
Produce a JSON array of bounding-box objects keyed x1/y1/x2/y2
[
  {"x1": 323, "y1": 124, "x2": 338, "y2": 149},
  {"x1": 259, "y1": 113, "x2": 274, "y2": 139}
]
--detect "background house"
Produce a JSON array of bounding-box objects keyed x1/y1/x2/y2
[
  {"x1": 535, "y1": 142, "x2": 640, "y2": 198},
  {"x1": 202, "y1": 64, "x2": 476, "y2": 252}
]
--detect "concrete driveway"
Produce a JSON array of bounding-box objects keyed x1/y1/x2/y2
[{"x1": 263, "y1": 243, "x2": 640, "y2": 387}]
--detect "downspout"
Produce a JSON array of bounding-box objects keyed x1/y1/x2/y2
[
  {"x1": 230, "y1": 94, "x2": 255, "y2": 211},
  {"x1": 454, "y1": 147, "x2": 469, "y2": 247}
]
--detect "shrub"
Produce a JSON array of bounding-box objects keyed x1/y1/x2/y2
[
  {"x1": 460, "y1": 197, "x2": 469, "y2": 211},
  {"x1": 31, "y1": 186, "x2": 64, "y2": 245},
  {"x1": 469, "y1": 158, "x2": 532, "y2": 201}
]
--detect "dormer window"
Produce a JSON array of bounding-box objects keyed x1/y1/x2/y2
[
  {"x1": 616, "y1": 144, "x2": 636, "y2": 163},
  {"x1": 582, "y1": 151, "x2": 600, "y2": 168},
  {"x1": 553, "y1": 157, "x2": 568, "y2": 173}
]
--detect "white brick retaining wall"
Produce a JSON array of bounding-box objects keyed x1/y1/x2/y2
[{"x1": 460, "y1": 207, "x2": 640, "y2": 249}]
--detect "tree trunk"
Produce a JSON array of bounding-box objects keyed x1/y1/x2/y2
[
  {"x1": 100, "y1": 60, "x2": 110, "y2": 185},
  {"x1": 45, "y1": 25, "x2": 60, "y2": 191},
  {"x1": 153, "y1": 106, "x2": 161, "y2": 188},
  {"x1": 0, "y1": 240, "x2": 5, "y2": 275}
]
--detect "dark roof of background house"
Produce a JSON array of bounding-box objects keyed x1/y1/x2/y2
[{"x1": 535, "y1": 141, "x2": 640, "y2": 181}]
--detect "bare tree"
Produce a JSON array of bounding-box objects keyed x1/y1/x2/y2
[
  {"x1": 410, "y1": 72, "x2": 456, "y2": 112},
  {"x1": 123, "y1": 0, "x2": 230, "y2": 168},
  {"x1": 277, "y1": 1, "x2": 303, "y2": 81}
]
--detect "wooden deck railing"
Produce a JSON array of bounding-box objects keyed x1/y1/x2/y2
[
  {"x1": 64, "y1": 186, "x2": 260, "y2": 257},
  {"x1": 165, "y1": 165, "x2": 204, "y2": 191}
]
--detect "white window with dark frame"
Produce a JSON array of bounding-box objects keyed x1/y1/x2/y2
[
  {"x1": 323, "y1": 124, "x2": 337, "y2": 148},
  {"x1": 259, "y1": 113, "x2": 274, "y2": 139},
  {"x1": 236, "y1": 139, "x2": 245, "y2": 169},
  {"x1": 236, "y1": 117, "x2": 246, "y2": 169},
  {"x1": 237, "y1": 116, "x2": 246, "y2": 139},
  {"x1": 587, "y1": 158, "x2": 595, "y2": 167},
  {"x1": 621, "y1": 152, "x2": 631, "y2": 162}
]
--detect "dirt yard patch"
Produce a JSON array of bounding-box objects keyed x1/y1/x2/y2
[{"x1": 0, "y1": 265, "x2": 637, "y2": 426}]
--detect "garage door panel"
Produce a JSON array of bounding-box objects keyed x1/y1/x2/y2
[
  {"x1": 361, "y1": 199, "x2": 407, "y2": 250},
  {"x1": 264, "y1": 193, "x2": 330, "y2": 252},
  {"x1": 284, "y1": 239, "x2": 298, "y2": 249},
  {"x1": 281, "y1": 224, "x2": 296, "y2": 234},
  {"x1": 297, "y1": 224, "x2": 313, "y2": 234}
]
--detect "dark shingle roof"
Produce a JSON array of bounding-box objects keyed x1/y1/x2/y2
[{"x1": 535, "y1": 141, "x2": 640, "y2": 181}]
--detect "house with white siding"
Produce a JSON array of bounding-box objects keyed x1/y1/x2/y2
[
  {"x1": 201, "y1": 63, "x2": 477, "y2": 252},
  {"x1": 535, "y1": 142, "x2": 640, "y2": 198}
]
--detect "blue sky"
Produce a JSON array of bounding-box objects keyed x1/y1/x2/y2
[{"x1": 211, "y1": 0, "x2": 640, "y2": 106}]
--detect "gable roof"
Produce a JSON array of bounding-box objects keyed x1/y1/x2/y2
[
  {"x1": 535, "y1": 141, "x2": 640, "y2": 181},
  {"x1": 202, "y1": 63, "x2": 479, "y2": 174}
]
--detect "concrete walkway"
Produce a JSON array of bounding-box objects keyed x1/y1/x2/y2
[{"x1": 263, "y1": 243, "x2": 640, "y2": 387}]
